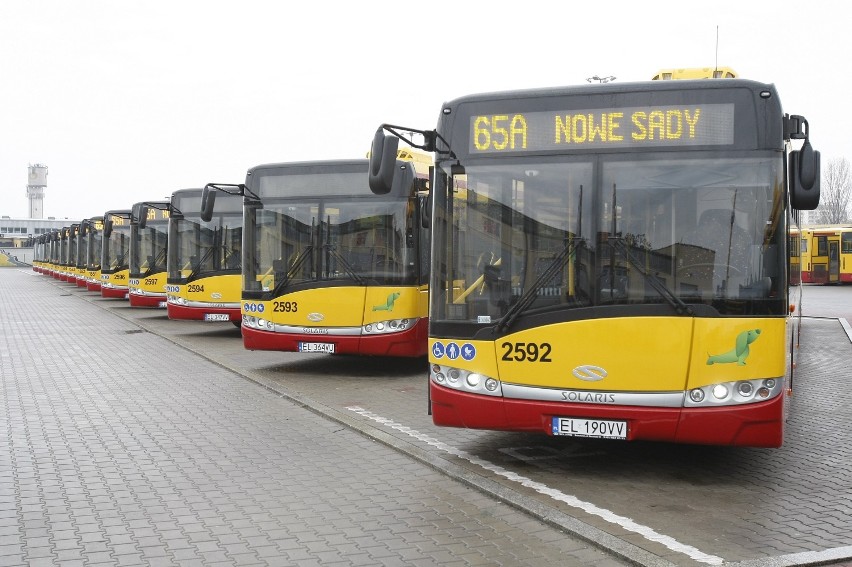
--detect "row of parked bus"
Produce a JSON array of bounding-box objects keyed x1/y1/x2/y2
[
  {"x1": 790, "y1": 225, "x2": 852, "y2": 284},
  {"x1": 31, "y1": 66, "x2": 824, "y2": 448},
  {"x1": 31, "y1": 153, "x2": 432, "y2": 357}
]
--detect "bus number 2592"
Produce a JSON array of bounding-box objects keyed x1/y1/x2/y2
[{"x1": 501, "y1": 342, "x2": 552, "y2": 362}]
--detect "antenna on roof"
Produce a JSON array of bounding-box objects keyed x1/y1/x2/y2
[{"x1": 715, "y1": 25, "x2": 719, "y2": 73}]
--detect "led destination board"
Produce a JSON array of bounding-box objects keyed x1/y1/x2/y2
[{"x1": 470, "y1": 103, "x2": 734, "y2": 153}]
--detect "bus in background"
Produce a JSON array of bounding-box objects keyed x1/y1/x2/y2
[
  {"x1": 166, "y1": 188, "x2": 242, "y2": 324},
  {"x1": 32, "y1": 234, "x2": 47, "y2": 274},
  {"x1": 840, "y1": 226, "x2": 852, "y2": 282},
  {"x1": 800, "y1": 225, "x2": 852, "y2": 284},
  {"x1": 59, "y1": 225, "x2": 78, "y2": 282},
  {"x1": 46, "y1": 230, "x2": 61, "y2": 278},
  {"x1": 788, "y1": 226, "x2": 802, "y2": 286},
  {"x1": 652, "y1": 67, "x2": 738, "y2": 80},
  {"x1": 369, "y1": 73, "x2": 820, "y2": 447},
  {"x1": 202, "y1": 155, "x2": 431, "y2": 357},
  {"x1": 81, "y1": 216, "x2": 104, "y2": 292},
  {"x1": 73, "y1": 222, "x2": 89, "y2": 287},
  {"x1": 129, "y1": 201, "x2": 171, "y2": 307},
  {"x1": 100, "y1": 209, "x2": 132, "y2": 299}
]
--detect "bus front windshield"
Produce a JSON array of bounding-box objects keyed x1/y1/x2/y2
[
  {"x1": 102, "y1": 228, "x2": 130, "y2": 273},
  {"x1": 432, "y1": 154, "x2": 786, "y2": 326},
  {"x1": 246, "y1": 197, "x2": 416, "y2": 294},
  {"x1": 131, "y1": 224, "x2": 168, "y2": 277},
  {"x1": 168, "y1": 216, "x2": 242, "y2": 283}
]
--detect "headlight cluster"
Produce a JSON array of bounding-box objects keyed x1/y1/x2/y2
[
  {"x1": 168, "y1": 295, "x2": 188, "y2": 306},
  {"x1": 430, "y1": 363, "x2": 502, "y2": 397},
  {"x1": 362, "y1": 318, "x2": 416, "y2": 335},
  {"x1": 685, "y1": 378, "x2": 782, "y2": 407},
  {"x1": 243, "y1": 314, "x2": 275, "y2": 331}
]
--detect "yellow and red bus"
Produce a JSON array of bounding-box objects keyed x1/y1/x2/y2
[
  {"x1": 100, "y1": 210, "x2": 132, "y2": 299},
  {"x1": 45, "y1": 230, "x2": 61, "y2": 278},
  {"x1": 800, "y1": 225, "x2": 852, "y2": 284},
  {"x1": 56, "y1": 225, "x2": 75, "y2": 282},
  {"x1": 369, "y1": 73, "x2": 820, "y2": 447},
  {"x1": 80, "y1": 216, "x2": 104, "y2": 292},
  {"x1": 129, "y1": 201, "x2": 171, "y2": 307},
  {"x1": 32, "y1": 234, "x2": 48, "y2": 274},
  {"x1": 788, "y1": 226, "x2": 802, "y2": 286},
  {"x1": 203, "y1": 156, "x2": 431, "y2": 357},
  {"x1": 166, "y1": 188, "x2": 242, "y2": 324},
  {"x1": 72, "y1": 222, "x2": 90, "y2": 287}
]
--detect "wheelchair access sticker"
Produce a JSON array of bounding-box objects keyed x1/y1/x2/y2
[{"x1": 432, "y1": 341, "x2": 477, "y2": 361}]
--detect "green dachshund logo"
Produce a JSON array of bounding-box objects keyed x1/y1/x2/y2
[
  {"x1": 707, "y1": 329, "x2": 761, "y2": 366},
  {"x1": 372, "y1": 292, "x2": 401, "y2": 312}
]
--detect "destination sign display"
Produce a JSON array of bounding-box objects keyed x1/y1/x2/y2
[
  {"x1": 469, "y1": 103, "x2": 734, "y2": 153},
  {"x1": 146, "y1": 208, "x2": 170, "y2": 221}
]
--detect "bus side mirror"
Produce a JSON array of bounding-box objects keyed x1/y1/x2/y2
[
  {"x1": 420, "y1": 194, "x2": 431, "y2": 229},
  {"x1": 790, "y1": 141, "x2": 820, "y2": 210},
  {"x1": 368, "y1": 129, "x2": 399, "y2": 195},
  {"x1": 138, "y1": 205, "x2": 149, "y2": 229},
  {"x1": 200, "y1": 185, "x2": 217, "y2": 222},
  {"x1": 103, "y1": 220, "x2": 113, "y2": 238}
]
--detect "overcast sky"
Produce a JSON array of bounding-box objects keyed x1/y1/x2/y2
[{"x1": 1, "y1": 1, "x2": 848, "y2": 221}]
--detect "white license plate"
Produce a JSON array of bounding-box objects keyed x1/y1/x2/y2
[
  {"x1": 204, "y1": 313, "x2": 231, "y2": 322},
  {"x1": 157, "y1": 301, "x2": 167, "y2": 308},
  {"x1": 552, "y1": 417, "x2": 627, "y2": 439},
  {"x1": 299, "y1": 342, "x2": 335, "y2": 354}
]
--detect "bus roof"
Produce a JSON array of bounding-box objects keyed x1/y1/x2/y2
[{"x1": 652, "y1": 67, "x2": 739, "y2": 80}]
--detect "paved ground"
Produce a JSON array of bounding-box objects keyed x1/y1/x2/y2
[
  {"x1": 4, "y1": 266, "x2": 852, "y2": 567},
  {"x1": 0, "y1": 268, "x2": 626, "y2": 567}
]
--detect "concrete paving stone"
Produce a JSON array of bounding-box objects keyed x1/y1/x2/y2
[{"x1": 3, "y1": 270, "x2": 632, "y2": 567}]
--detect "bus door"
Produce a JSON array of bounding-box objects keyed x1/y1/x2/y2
[{"x1": 829, "y1": 240, "x2": 840, "y2": 283}]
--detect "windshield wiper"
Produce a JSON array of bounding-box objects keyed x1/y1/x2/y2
[
  {"x1": 496, "y1": 238, "x2": 582, "y2": 333},
  {"x1": 188, "y1": 246, "x2": 217, "y2": 280},
  {"x1": 605, "y1": 182, "x2": 693, "y2": 316},
  {"x1": 496, "y1": 184, "x2": 586, "y2": 333},
  {"x1": 272, "y1": 245, "x2": 314, "y2": 296},
  {"x1": 323, "y1": 244, "x2": 365, "y2": 284},
  {"x1": 609, "y1": 237, "x2": 694, "y2": 316},
  {"x1": 143, "y1": 248, "x2": 167, "y2": 277}
]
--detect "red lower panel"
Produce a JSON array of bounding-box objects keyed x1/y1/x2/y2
[
  {"x1": 430, "y1": 385, "x2": 785, "y2": 447},
  {"x1": 242, "y1": 318, "x2": 428, "y2": 357}
]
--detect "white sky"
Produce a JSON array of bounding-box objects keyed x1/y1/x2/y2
[{"x1": 1, "y1": 0, "x2": 848, "y2": 221}]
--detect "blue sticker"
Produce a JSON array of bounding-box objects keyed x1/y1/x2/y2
[
  {"x1": 432, "y1": 342, "x2": 445, "y2": 359},
  {"x1": 461, "y1": 343, "x2": 476, "y2": 361},
  {"x1": 446, "y1": 342, "x2": 460, "y2": 360}
]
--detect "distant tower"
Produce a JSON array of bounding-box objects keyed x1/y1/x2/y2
[{"x1": 27, "y1": 163, "x2": 48, "y2": 219}]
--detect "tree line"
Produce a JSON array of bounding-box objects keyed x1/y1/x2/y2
[{"x1": 810, "y1": 157, "x2": 851, "y2": 224}]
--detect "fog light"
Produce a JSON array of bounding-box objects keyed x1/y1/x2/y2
[
  {"x1": 485, "y1": 378, "x2": 499, "y2": 392},
  {"x1": 689, "y1": 389, "x2": 705, "y2": 403},
  {"x1": 764, "y1": 378, "x2": 776, "y2": 389},
  {"x1": 365, "y1": 324, "x2": 372, "y2": 332},
  {"x1": 434, "y1": 372, "x2": 445, "y2": 383},
  {"x1": 737, "y1": 381, "x2": 754, "y2": 397}
]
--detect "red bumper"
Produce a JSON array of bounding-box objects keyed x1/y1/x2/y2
[
  {"x1": 243, "y1": 318, "x2": 428, "y2": 357},
  {"x1": 430, "y1": 384, "x2": 785, "y2": 447}
]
